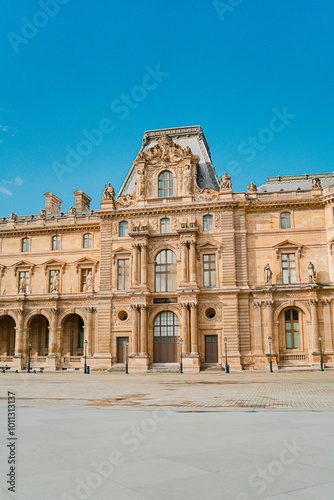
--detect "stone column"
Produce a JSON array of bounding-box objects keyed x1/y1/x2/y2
[
  {"x1": 322, "y1": 299, "x2": 333, "y2": 352},
  {"x1": 310, "y1": 299, "x2": 319, "y2": 353},
  {"x1": 181, "y1": 241, "x2": 188, "y2": 283},
  {"x1": 181, "y1": 303, "x2": 189, "y2": 355},
  {"x1": 253, "y1": 302, "x2": 263, "y2": 353},
  {"x1": 86, "y1": 307, "x2": 94, "y2": 356},
  {"x1": 137, "y1": 246, "x2": 141, "y2": 285},
  {"x1": 14, "y1": 309, "x2": 24, "y2": 356},
  {"x1": 131, "y1": 305, "x2": 139, "y2": 355},
  {"x1": 132, "y1": 244, "x2": 138, "y2": 286},
  {"x1": 189, "y1": 241, "x2": 197, "y2": 284},
  {"x1": 190, "y1": 303, "x2": 198, "y2": 355},
  {"x1": 48, "y1": 308, "x2": 57, "y2": 356},
  {"x1": 139, "y1": 305, "x2": 147, "y2": 355},
  {"x1": 140, "y1": 244, "x2": 147, "y2": 286}
]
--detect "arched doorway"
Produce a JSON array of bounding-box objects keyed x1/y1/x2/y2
[
  {"x1": 62, "y1": 314, "x2": 84, "y2": 357},
  {"x1": 153, "y1": 311, "x2": 180, "y2": 363},
  {"x1": 0, "y1": 316, "x2": 16, "y2": 358},
  {"x1": 29, "y1": 315, "x2": 49, "y2": 357}
]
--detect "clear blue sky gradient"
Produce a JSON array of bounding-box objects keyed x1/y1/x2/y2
[{"x1": 1, "y1": 0, "x2": 334, "y2": 215}]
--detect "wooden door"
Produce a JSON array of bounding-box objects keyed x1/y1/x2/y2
[{"x1": 205, "y1": 335, "x2": 218, "y2": 363}]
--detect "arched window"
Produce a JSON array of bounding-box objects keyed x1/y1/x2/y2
[
  {"x1": 155, "y1": 250, "x2": 177, "y2": 292},
  {"x1": 285, "y1": 309, "x2": 299, "y2": 349},
  {"x1": 203, "y1": 215, "x2": 213, "y2": 232},
  {"x1": 119, "y1": 221, "x2": 128, "y2": 237},
  {"x1": 280, "y1": 212, "x2": 291, "y2": 229},
  {"x1": 52, "y1": 235, "x2": 60, "y2": 250},
  {"x1": 22, "y1": 238, "x2": 30, "y2": 252},
  {"x1": 160, "y1": 218, "x2": 170, "y2": 233},
  {"x1": 83, "y1": 233, "x2": 92, "y2": 248},
  {"x1": 158, "y1": 171, "x2": 174, "y2": 198}
]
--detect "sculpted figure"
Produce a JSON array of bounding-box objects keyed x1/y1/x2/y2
[
  {"x1": 247, "y1": 182, "x2": 257, "y2": 193},
  {"x1": 68, "y1": 206, "x2": 76, "y2": 216},
  {"x1": 264, "y1": 263, "x2": 273, "y2": 284},
  {"x1": 220, "y1": 172, "x2": 232, "y2": 190},
  {"x1": 86, "y1": 271, "x2": 94, "y2": 292},
  {"x1": 312, "y1": 177, "x2": 321, "y2": 189},
  {"x1": 308, "y1": 262, "x2": 316, "y2": 283},
  {"x1": 19, "y1": 276, "x2": 26, "y2": 293},
  {"x1": 52, "y1": 271, "x2": 59, "y2": 292},
  {"x1": 184, "y1": 165, "x2": 193, "y2": 194},
  {"x1": 10, "y1": 212, "x2": 17, "y2": 221}
]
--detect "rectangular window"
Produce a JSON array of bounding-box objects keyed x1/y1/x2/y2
[
  {"x1": 118, "y1": 259, "x2": 129, "y2": 290},
  {"x1": 203, "y1": 216, "x2": 213, "y2": 232},
  {"x1": 19, "y1": 271, "x2": 29, "y2": 293},
  {"x1": 282, "y1": 253, "x2": 296, "y2": 284},
  {"x1": 52, "y1": 236, "x2": 60, "y2": 250},
  {"x1": 84, "y1": 233, "x2": 92, "y2": 248},
  {"x1": 203, "y1": 254, "x2": 216, "y2": 287},
  {"x1": 81, "y1": 268, "x2": 91, "y2": 292},
  {"x1": 22, "y1": 238, "x2": 30, "y2": 252}
]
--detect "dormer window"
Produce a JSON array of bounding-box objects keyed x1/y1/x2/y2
[
  {"x1": 280, "y1": 212, "x2": 291, "y2": 229},
  {"x1": 158, "y1": 171, "x2": 173, "y2": 198}
]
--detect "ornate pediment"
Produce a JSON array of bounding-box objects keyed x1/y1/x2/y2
[
  {"x1": 115, "y1": 192, "x2": 137, "y2": 208},
  {"x1": 135, "y1": 134, "x2": 198, "y2": 165},
  {"x1": 196, "y1": 187, "x2": 219, "y2": 201},
  {"x1": 273, "y1": 240, "x2": 302, "y2": 259}
]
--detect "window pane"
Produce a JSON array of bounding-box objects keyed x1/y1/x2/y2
[
  {"x1": 294, "y1": 331, "x2": 300, "y2": 348},
  {"x1": 286, "y1": 330, "x2": 292, "y2": 349},
  {"x1": 283, "y1": 269, "x2": 289, "y2": 284},
  {"x1": 292, "y1": 310, "x2": 298, "y2": 321},
  {"x1": 290, "y1": 269, "x2": 296, "y2": 284}
]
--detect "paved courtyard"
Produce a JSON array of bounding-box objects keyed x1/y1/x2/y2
[{"x1": 1, "y1": 371, "x2": 334, "y2": 500}]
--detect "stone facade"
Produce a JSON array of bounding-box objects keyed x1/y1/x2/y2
[{"x1": 1, "y1": 126, "x2": 334, "y2": 372}]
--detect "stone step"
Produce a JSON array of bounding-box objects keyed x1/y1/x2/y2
[{"x1": 148, "y1": 363, "x2": 180, "y2": 373}]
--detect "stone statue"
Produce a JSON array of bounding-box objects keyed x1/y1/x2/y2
[
  {"x1": 9, "y1": 212, "x2": 17, "y2": 221},
  {"x1": 312, "y1": 177, "x2": 321, "y2": 189},
  {"x1": 52, "y1": 271, "x2": 59, "y2": 292},
  {"x1": 184, "y1": 165, "x2": 193, "y2": 194},
  {"x1": 38, "y1": 209, "x2": 46, "y2": 219},
  {"x1": 308, "y1": 262, "x2": 316, "y2": 283},
  {"x1": 19, "y1": 276, "x2": 26, "y2": 293},
  {"x1": 86, "y1": 271, "x2": 94, "y2": 292},
  {"x1": 137, "y1": 168, "x2": 146, "y2": 198},
  {"x1": 68, "y1": 206, "x2": 76, "y2": 216},
  {"x1": 247, "y1": 182, "x2": 257, "y2": 193},
  {"x1": 103, "y1": 183, "x2": 115, "y2": 202},
  {"x1": 220, "y1": 172, "x2": 232, "y2": 190},
  {"x1": 264, "y1": 263, "x2": 273, "y2": 284}
]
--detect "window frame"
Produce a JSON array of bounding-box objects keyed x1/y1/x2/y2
[
  {"x1": 160, "y1": 218, "x2": 171, "y2": 233},
  {"x1": 281, "y1": 253, "x2": 296, "y2": 284},
  {"x1": 52, "y1": 235, "x2": 60, "y2": 251},
  {"x1": 203, "y1": 254, "x2": 216, "y2": 287},
  {"x1": 80, "y1": 268, "x2": 92, "y2": 292},
  {"x1": 119, "y1": 221, "x2": 129, "y2": 237},
  {"x1": 18, "y1": 270, "x2": 29, "y2": 293},
  {"x1": 284, "y1": 309, "x2": 300, "y2": 349},
  {"x1": 117, "y1": 258, "x2": 130, "y2": 290},
  {"x1": 22, "y1": 237, "x2": 30, "y2": 252},
  {"x1": 83, "y1": 233, "x2": 92, "y2": 249},
  {"x1": 158, "y1": 171, "x2": 174, "y2": 198},
  {"x1": 203, "y1": 215, "x2": 213, "y2": 232},
  {"x1": 155, "y1": 249, "x2": 177, "y2": 292},
  {"x1": 280, "y1": 212, "x2": 291, "y2": 229}
]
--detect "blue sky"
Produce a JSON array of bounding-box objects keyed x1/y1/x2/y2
[{"x1": 1, "y1": 0, "x2": 334, "y2": 215}]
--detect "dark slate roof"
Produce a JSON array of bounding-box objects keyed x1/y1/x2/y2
[
  {"x1": 257, "y1": 173, "x2": 334, "y2": 193},
  {"x1": 118, "y1": 126, "x2": 219, "y2": 197}
]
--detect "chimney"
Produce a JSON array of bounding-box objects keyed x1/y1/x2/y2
[
  {"x1": 44, "y1": 192, "x2": 63, "y2": 214},
  {"x1": 74, "y1": 190, "x2": 92, "y2": 211}
]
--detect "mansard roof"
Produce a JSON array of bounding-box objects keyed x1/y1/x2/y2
[
  {"x1": 118, "y1": 126, "x2": 219, "y2": 197},
  {"x1": 258, "y1": 172, "x2": 334, "y2": 193}
]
